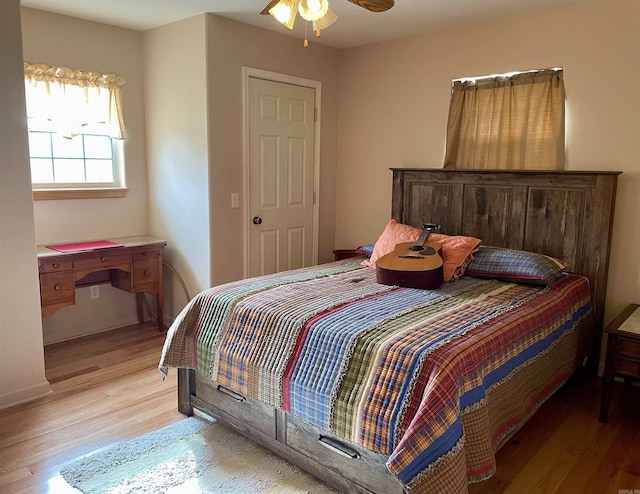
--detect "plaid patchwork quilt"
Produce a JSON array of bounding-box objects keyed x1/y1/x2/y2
[{"x1": 160, "y1": 259, "x2": 591, "y2": 493}]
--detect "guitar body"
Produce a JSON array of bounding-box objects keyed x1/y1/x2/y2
[{"x1": 376, "y1": 241, "x2": 444, "y2": 289}]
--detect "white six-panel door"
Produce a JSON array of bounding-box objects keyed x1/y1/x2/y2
[{"x1": 248, "y1": 77, "x2": 316, "y2": 277}]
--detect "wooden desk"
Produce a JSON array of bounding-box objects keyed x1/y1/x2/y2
[{"x1": 37, "y1": 236, "x2": 167, "y2": 331}]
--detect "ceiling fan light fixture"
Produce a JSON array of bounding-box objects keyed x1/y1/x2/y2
[
  {"x1": 269, "y1": 0, "x2": 299, "y2": 29},
  {"x1": 298, "y1": 0, "x2": 329, "y2": 22},
  {"x1": 262, "y1": 0, "x2": 393, "y2": 46}
]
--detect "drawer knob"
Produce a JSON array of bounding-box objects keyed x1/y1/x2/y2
[
  {"x1": 101, "y1": 256, "x2": 108, "y2": 262},
  {"x1": 52, "y1": 263, "x2": 60, "y2": 269},
  {"x1": 144, "y1": 270, "x2": 151, "y2": 276},
  {"x1": 143, "y1": 251, "x2": 149, "y2": 256},
  {"x1": 54, "y1": 284, "x2": 62, "y2": 291}
]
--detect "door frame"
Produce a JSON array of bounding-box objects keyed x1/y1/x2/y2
[{"x1": 242, "y1": 66, "x2": 321, "y2": 277}]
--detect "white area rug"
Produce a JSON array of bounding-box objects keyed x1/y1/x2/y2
[{"x1": 59, "y1": 416, "x2": 339, "y2": 493}]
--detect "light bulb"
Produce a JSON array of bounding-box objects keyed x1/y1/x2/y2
[{"x1": 298, "y1": 0, "x2": 329, "y2": 22}]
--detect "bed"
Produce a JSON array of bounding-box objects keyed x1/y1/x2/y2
[{"x1": 159, "y1": 169, "x2": 619, "y2": 493}]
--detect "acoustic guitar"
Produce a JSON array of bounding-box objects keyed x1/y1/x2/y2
[{"x1": 376, "y1": 223, "x2": 444, "y2": 289}]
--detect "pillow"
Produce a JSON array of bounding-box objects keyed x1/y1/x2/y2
[
  {"x1": 464, "y1": 245, "x2": 568, "y2": 285},
  {"x1": 362, "y1": 219, "x2": 482, "y2": 282},
  {"x1": 355, "y1": 242, "x2": 376, "y2": 257}
]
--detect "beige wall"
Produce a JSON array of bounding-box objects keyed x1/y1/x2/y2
[
  {"x1": 144, "y1": 13, "x2": 341, "y2": 310},
  {"x1": 335, "y1": 0, "x2": 640, "y2": 327},
  {"x1": 144, "y1": 15, "x2": 211, "y2": 314},
  {"x1": 0, "y1": 0, "x2": 50, "y2": 409},
  {"x1": 18, "y1": 8, "x2": 342, "y2": 344},
  {"x1": 21, "y1": 9, "x2": 149, "y2": 343},
  {"x1": 206, "y1": 15, "x2": 341, "y2": 285}
]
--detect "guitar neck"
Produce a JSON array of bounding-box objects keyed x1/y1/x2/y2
[
  {"x1": 412, "y1": 223, "x2": 440, "y2": 248},
  {"x1": 413, "y1": 230, "x2": 431, "y2": 248}
]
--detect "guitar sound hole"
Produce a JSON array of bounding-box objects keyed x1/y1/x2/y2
[
  {"x1": 409, "y1": 246, "x2": 424, "y2": 252},
  {"x1": 401, "y1": 245, "x2": 437, "y2": 259}
]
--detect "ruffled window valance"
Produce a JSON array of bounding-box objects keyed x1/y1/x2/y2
[{"x1": 24, "y1": 62, "x2": 127, "y2": 139}]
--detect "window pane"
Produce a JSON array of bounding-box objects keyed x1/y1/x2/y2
[
  {"x1": 53, "y1": 159, "x2": 85, "y2": 183},
  {"x1": 52, "y1": 134, "x2": 84, "y2": 158},
  {"x1": 31, "y1": 158, "x2": 54, "y2": 183},
  {"x1": 83, "y1": 135, "x2": 113, "y2": 159},
  {"x1": 28, "y1": 132, "x2": 52, "y2": 158},
  {"x1": 27, "y1": 129, "x2": 118, "y2": 188},
  {"x1": 85, "y1": 160, "x2": 114, "y2": 183}
]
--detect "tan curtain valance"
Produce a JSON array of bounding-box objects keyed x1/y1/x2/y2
[
  {"x1": 443, "y1": 69, "x2": 565, "y2": 170},
  {"x1": 24, "y1": 62, "x2": 127, "y2": 139}
]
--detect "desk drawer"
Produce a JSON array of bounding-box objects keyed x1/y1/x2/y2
[
  {"x1": 132, "y1": 252, "x2": 161, "y2": 291},
  {"x1": 618, "y1": 337, "x2": 640, "y2": 358},
  {"x1": 133, "y1": 263, "x2": 160, "y2": 291},
  {"x1": 39, "y1": 259, "x2": 73, "y2": 273},
  {"x1": 134, "y1": 250, "x2": 161, "y2": 261},
  {"x1": 614, "y1": 356, "x2": 640, "y2": 378},
  {"x1": 74, "y1": 252, "x2": 132, "y2": 272},
  {"x1": 40, "y1": 271, "x2": 75, "y2": 306}
]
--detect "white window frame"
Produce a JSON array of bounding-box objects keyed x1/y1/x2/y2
[
  {"x1": 24, "y1": 62, "x2": 128, "y2": 200},
  {"x1": 29, "y1": 130, "x2": 125, "y2": 189}
]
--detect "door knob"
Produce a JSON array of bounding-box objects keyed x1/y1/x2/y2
[{"x1": 252, "y1": 216, "x2": 263, "y2": 225}]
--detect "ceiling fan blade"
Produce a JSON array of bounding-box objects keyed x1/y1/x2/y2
[
  {"x1": 347, "y1": 0, "x2": 394, "y2": 13},
  {"x1": 260, "y1": 0, "x2": 280, "y2": 15}
]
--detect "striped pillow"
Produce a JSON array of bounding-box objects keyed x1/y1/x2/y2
[
  {"x1": 355, "y1": 242, "x2": 376, "y2": 257},
  {"x1": 465, "y1": 246, "x2": 567, "y2": 285}
]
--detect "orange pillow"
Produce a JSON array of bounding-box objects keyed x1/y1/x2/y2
[{"x1": 361, "y1": 219, "x2": 482, "y2": 282}]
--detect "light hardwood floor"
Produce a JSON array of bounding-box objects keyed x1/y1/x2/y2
[
  {"x1": 0, "y1": 323, "x2": 183, "y2": 494},
  {"x1": 0, "y1": 323, "x2": 638, "y2": 494}
]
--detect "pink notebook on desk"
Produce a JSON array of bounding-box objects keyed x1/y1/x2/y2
[{"x1": 45, "y1": 240, "x2": 124, "y2": 253}]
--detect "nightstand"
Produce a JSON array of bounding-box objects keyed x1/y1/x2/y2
[
  {"x1": 599, "y1": 303, "x2": 640, "y2": 422},
  {"x1": 333, "y1": 249, "x2": 361, "y2": 261}
]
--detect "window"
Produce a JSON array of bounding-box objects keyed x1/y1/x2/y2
[
  {"x1": 29, "y1": 131, "x2": 118, "y2": 186},
  {"x1": 443, "y1": 68, "x2": 565, "y2": 170},
  {"x1": 24, "y1": 63, "x2": 127, "y2": 199}
]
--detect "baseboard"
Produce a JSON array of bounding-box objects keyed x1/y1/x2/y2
[
  {"x1": 43, "y1": 311, "x2": 177, "y2": 346},
  {"x1": 43, "y1": 314, "x2": 140, "y2": 345},
  {"x1": 0, "y1": 379, "x2": 51, "y2": 411}
]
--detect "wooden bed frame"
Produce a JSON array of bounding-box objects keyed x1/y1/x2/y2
[{"x1": 177, "y1": 169, "x2": 620, "y2": 493}]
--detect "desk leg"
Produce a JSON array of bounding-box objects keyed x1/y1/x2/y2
[
  {"x1": 135, "y1": 293, "x2": 164, "y2": 331},
  {"x1": 136, "y1": 293, "x2": 145, "y2": 324},
  {"x1": 156, "y1": 293, "x2": 164, "y2": 332},
  {"x1": 157, "y1": 257, "x2": 164, "y2": 332},
  {"x1": 599, "y1": 333, "x2": 616, "y2": 423}
]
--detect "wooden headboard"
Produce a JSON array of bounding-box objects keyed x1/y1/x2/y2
[{"x1": 391, "y1": 168, "x2": 620, "y2": 371}]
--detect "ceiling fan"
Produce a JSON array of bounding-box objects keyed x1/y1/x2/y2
[
  {"x1": 260, "y1": 0, "x2": 395, "y2": 16},
  {"x1": 260, "y1": 0, "x2": 394, "y2": 45}
]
